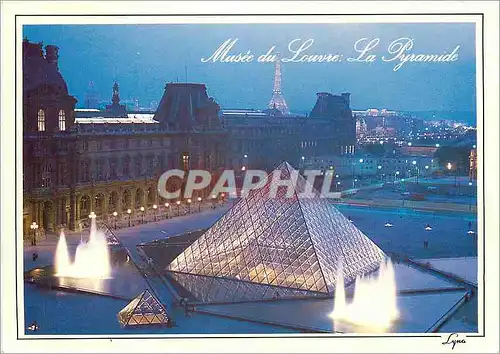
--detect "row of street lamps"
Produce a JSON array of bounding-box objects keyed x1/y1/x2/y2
[{"x1": 104, "y1": 195, "x2": 226, "y2": 229}]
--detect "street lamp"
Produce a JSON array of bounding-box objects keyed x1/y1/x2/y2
[
  {"x1": 187, "y1": 198, "x2": 192, "y2": 213},
  {"x1": 89, "y1": 212, "x2": 96, "y2": 229},
  {"x1": 176, "y1": 200, "x2": 181, "y2": 216},
  {"x1": 436, "y1": 143, "x2": 440, "y2": 148},
  {"x1": 140, "y1": 206, "x2": 145, "y2": 224},
  {"x1": 401, "y1": 178, "x2": 406, "y2": 206},
  {"x1": 468, "y1": 181, "x2": 473, "y2": 211},
  {"x1": 412, "y1": 160, "x2": 419, "y2": 184},
  {"x1": 153, "y1": 204, "x2": 157, "y2": 221},
  {"x1": 164, "y1": 202, "x2": 170, "y2": 218},
  {"x1": 30, "y1": 222, "x2": 39, "y2": 246},
  {"x1": 112, "y1": 211, "x2": 118, "y2": 230},
  {"x1": 197, "y1": 197, "x2": 202, "y2": 212},
  {"x1": 127, "y1": 209, "x2": 131, "y2": 227}
]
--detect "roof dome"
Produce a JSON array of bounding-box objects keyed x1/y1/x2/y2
[{"x1": 23, "y1": 40, "x2": 68, "y2": 95}]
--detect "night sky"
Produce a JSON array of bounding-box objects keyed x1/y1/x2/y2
[{"x1": 24, "y1": 23, "x2": 476, "y2": 115}]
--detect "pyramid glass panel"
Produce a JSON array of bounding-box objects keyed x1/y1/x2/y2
[
  {"x1": 117, "y1": 289, "x2": 170, "y2": 327},
  {"x1": 167, "y1": 161, "x2": 386, "y2": 302}
]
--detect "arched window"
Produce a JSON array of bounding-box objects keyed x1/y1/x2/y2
[
  {"x1": 37, "y1": 109, "x2": 45, "y2": 131},
  {"x1": 58, "y1": 110, "x2": 66, "y2": 131}
]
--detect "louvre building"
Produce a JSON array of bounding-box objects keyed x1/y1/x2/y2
[{"x1": 22, "y1": 39, "x2": 356, "y2": 237}]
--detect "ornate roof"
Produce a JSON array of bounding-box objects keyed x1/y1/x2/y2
[
  {"x1": 153, "y1": 83, "x2": 221, "y2": 131},
  {"x1": 23, "y1": 39, "x2": 68, "y2": 95}
]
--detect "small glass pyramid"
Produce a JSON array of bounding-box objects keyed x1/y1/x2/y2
[
  {"x1": 167, "y1": 161, "x2": 386, "y2": 302},
  {"x1": 117, "y1": 289, "x2": 170, "y2": 327}
]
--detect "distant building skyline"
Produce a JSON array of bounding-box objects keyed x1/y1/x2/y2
[{"x1": 23, "y1": 23, "x2": 476, "y2": 115}]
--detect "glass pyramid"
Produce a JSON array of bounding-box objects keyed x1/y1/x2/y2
[
  {"x1": 98, "y1": 224, "x2": 122, "y2": 246},
  {"x1": 167, "y1": 161, "x2": 386, "y2": 302},
  {"x1": 117, "y1": 289, "x2": 170, "y2": 327}
]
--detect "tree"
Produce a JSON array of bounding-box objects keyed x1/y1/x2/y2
[{"x1": 434, "y1": 146, "x2": 470, "y2": 174}]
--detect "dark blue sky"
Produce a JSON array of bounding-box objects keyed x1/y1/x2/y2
[{"x1": 24, "y1": 23, "x2": 476, "y2": 113}]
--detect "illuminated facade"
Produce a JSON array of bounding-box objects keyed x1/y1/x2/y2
[
  {"x1": 167, "y1": 162, "x2": 386, "y2": 303},
  {"x1": 23, "y1": 40, "x2": 226, "y2": 236}
]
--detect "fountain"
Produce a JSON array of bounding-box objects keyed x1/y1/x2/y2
[
  {"x1": 54, "y1": 216, "x2": 112, "y2": 279},
  {"x1": 330, "y1": 259, "x2": 399, "y2": 331}
]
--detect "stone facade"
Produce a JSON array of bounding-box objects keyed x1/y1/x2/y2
[
  {"x1": 22, "y1": 40, "x2": 226, "y2": 237},
  {"x1": 22, "y1": 39, "x2": 357, "y2": 238}
]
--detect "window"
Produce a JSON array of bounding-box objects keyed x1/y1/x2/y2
[
  {"x1": 58, "y1": 162, "x2": 66, "y2": 185},
  {"x1": 146, "y1": 155, "x2": 154, "y2": 175},
  {"x1": 135, "y1": 155, "x2": 143, "y2": 177},
  {"x1": 122, "y1": 155, "x2": 130, "y2": 177},
  {"x1": 37, "y1": 109, "x2": 46, "y2": 131},
  {"x1": 81, "y1": 159, "x2": 90, "y2": 182},
  {"x1": 96, "y1": 158, "x2": 104, "y2": 180},
  {"x1": 109, "y1": 158, "x2": 118, "y2": 179},
  {"x1": 58, "y1": 110, "x2": 66, "y2": 131},
  {"x1": 41, "y1": 163, "x2": 51, "y2": 188}
]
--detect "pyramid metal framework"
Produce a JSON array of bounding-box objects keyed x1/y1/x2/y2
[
  {"x1": 98, "y1": 224, "x2": 122, "y2": 246},
  {"x1": 268, "y1": 53, "x2": 290, "y2": 115},
  {"x1": 117, "y1": 289, "x2": 170, "y2": 327},
  {"x1": 167, "y1": 162, "x2": 386, "y2": 303}
]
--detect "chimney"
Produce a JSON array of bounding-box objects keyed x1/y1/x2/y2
[
  {"x1": 23, "y1": 40, "x2": 44, "y2": 58},
  {"x1": 341, "y1": 92, "x2": 351, "y2": 106},
  {"x1": 45, "y1": 44, "x2": 59, "y2": 68}
]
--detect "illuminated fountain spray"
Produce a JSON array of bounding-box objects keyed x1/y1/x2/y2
[
  {"x1": 330, "y1": 259, "x2": 399, "y2": 331},
  {"x1": 55, "y1": 213, "x2": 112, "y2": 279}
]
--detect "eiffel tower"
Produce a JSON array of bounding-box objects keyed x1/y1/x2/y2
[{"x1": 268, "y1": 53, "x2": 290, "y2": 115}]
